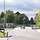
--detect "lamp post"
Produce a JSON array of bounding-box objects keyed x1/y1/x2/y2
[
  {"x1": 3, "y1": 0, "x2": 5, "y2": 37},
  {"x1": 4, "y1": 0, "x2": 6, "y2": 37},
  {"x1": 4, "y1": 0, "x2": 9, "y2": 40},
  {"x1": 4, "y1": 0, "x2": 5, "y2": 11},
  {"x1": 3, "y1": 0, "x2": 7, "y2": 38}
]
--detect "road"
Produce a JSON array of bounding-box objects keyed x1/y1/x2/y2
[{"x1": 0, "y1": 27, "x2": 40, "y2": 40}]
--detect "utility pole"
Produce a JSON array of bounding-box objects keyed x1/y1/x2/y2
[
  {"x1": 4, "y1": 0, "x2": 5, "y2": 37},
  {"x1": 4, "y1": 0, "x2": 5, "y2": 11},
  {"x1": 4, "y1": 0, "x2": 6, "y2": 27}
]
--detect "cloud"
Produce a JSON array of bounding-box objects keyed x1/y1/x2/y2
[
  {"x1": 32, "y1": 0, "x2": 40, "y2": 3},
  {"x1": 0, "y1": 0, "x2": 40, "y2": 10},
  {"x1": 0, "y1": 0, "x2": 40, "y2": 18},
  {"x1": 5, "y1": 0, "x2": 40, "y2": 10}
]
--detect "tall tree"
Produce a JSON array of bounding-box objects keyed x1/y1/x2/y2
[
  {"x1": 1, "y1": 12, "x2": 4, "y2": 18},
  {"x1": 19, "y1": 14, "x2": 29, "y2": 25},
  {"x1": 25, "y1": 16, "x2": 29, "y2": 26},
  {"x1": 30, "y1": 17, "x2": 34, "y2": 25},
  {"x1": 15, "y1": 12, "x2": 20, "y2": 15},
  {"x1": 0, "y1": 12, "x2": 5, "y2": 23},
  {"x1": 15, "y1": 12, "x2": 21, "y2": 24},
  {"x1": 35, "y1": 13, "x2": 40, "y2": 27},
  {"x1": 35, "y1": 9, "x2": 40, "y2": 27},
  {"x1": 6, "y1": 10, "x2": 14, "y2": 23}
]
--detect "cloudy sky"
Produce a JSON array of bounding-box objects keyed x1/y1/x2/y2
[{"x1": 0, "y1": 0, "x2": 40, "y2": 19}]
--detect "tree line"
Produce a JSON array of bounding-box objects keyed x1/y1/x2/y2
[{"x1": 0, "y1": 10, "x2": 35, "y2": 26}]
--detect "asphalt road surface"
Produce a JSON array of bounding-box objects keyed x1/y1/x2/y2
[{"x1": 0, "y1": 27, "x2": 40, "y2": 40}]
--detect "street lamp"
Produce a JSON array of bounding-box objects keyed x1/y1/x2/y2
[
  {"x1": 4, "y1": 0, "x2": 5, "y2": 26},
  {"x1": 3, "y1": 0, "x2": 5, "y2": 37},
  {"x1": 4, "y1": 0, "x2": 6, "y2": 28},
  {"x1": 4, "y1": 1, "x2": 9, "y2": 40}
]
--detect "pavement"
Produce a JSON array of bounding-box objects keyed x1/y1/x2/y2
[
  {"x1": 0, "y1": 27, "x2": 40, "y2": 40},
  {"x1": 34, "y1": 29, "x2": 40, "y2": 32}
]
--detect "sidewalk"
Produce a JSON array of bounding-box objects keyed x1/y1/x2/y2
[{"x1": 35, "y1": 29, "x2": 40, "y2": 32}]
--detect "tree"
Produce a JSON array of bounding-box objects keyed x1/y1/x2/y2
[
  {"x1": 29, "y1": 17, "x2": 35, "y2": 28},
  {"x1": 1, "y1": 12, "x2": 4, "y2": 18},
  {"x1": 35, "y1": 9, "x2": 40, "y2": 27},
  {"x1": 18, "y1": 14, "x2": 23, "y2": 24},
  {"x1": 19, "y1": 14, "x2": 29, "y2": 26},
  {"x1": 25, "y1": 16, "x2": 29, "y2": 26},
  {"x1": 15, "y1": 12, "x2": 21, "y2": 24},
  {"x1": 0, "y1": 12, "x2": 5, "y2": 23},
  {"x1": 15, "y1": 12, "x2": 20, "y2": 15},
  {"x1": 6, "y1": 10, "x2": 14, "y2": 23},
  {"x1": 30, "y1": 17, "x2": 34, "y2": 25}
]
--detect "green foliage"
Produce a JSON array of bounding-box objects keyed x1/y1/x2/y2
[
  {"x1": 15, "y1": 12, "x2": 21, "y2": 24},
  {"x1": 6, "y1": 10, "x2": 14, "y2": 23},
  {"x1": 15, "y1": 12, "x2": 20, "y2": 15},
  {"x1": 0, "y1": 31, "x2": 5, "y2": 38},
  {"x1": 30, "y1": 17, "x2": 34, "y2": 25},
  {"x1": 18, "y1": 14, "x2": 23, "y2": 24},
  {"x1": 1, "y1": 12, "x2": 4, "y2": 18},
  {"x1": 0, "y1": 10, "x2": 30, "y2": 26},
  {"x1": 35, "y1": 14, "x2": 40, "y2": 27},
  {"x1": 0, "y1": 12, "x2": 5, "y2": 23}
]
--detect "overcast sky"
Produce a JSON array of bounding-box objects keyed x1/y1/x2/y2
[{"x1": 0, "y1": 0, "x2": 40, "y2": 19}]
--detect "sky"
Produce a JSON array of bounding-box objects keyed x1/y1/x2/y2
[{"x1": 0, "y1": 0, "x2": 40, "y2": 19}]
